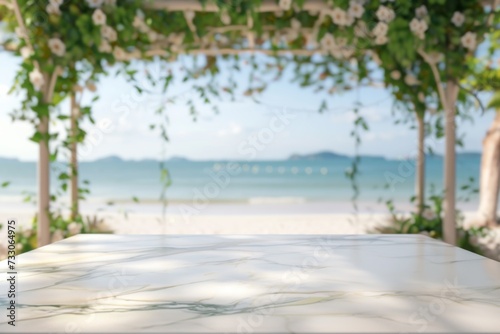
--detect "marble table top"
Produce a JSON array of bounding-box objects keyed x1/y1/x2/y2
[{"x1": 1, "y1": 234, "x2": 499, "y2": 333}]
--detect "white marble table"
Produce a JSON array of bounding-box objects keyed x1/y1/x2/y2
[{"x1": 1, "y1": 234, "x2": 499, "y2": 333}]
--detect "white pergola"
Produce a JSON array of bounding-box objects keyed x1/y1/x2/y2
[{"x1": 3, "y1": 0, "x2": 482, "y2": 247}]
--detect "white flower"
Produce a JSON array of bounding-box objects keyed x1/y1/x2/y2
[
  {"x1": 461, "y1": 31, "x2": 477, "y2": 51},
  {"x1": 148, "y1": 31, "x2": 158, "y2": 42},
  {"x1": 320, "y1": 33, "x2": 335, "y2": 51},
  {"x1": 422, "y1": 209, "x2": 436, "y2": 221},
  {"x1": 92, "y1": 9, "x2": 106, "y2": 25},
  {"x1": 344, "y1": 14, "x2": 355, "y2": 27},
  {"x1": 220, "y1": 11, "x2": 231, "y2": 25},
  {"x1": 354, "y1": 21, "x2": 369, "y2": 38},
  {"x1": 451, "y1": 12, "x2": 465, "y2": 27},
  {"x1": 375, "y1": 34, "x2": 388, "y2": 45},
  {"x1": 348, "y1": 1, "x2": 364, "y2": 19},
  {"x1": 376, "y1": 6, "x2": 395, "y2": 23},
  {"x1": 29, "y1": 68, "x2": 44, "y2": 91},
  {"x1": 390, "y1": 70, "x2": 401, "y2": 80},
  {"x1": 279, "y1": 0, "x2": 292, "y2": 11},
  {"x1": 101, "y1": 25, "x2": 117, "y2": 42},
  {"x1": 20, "y1": 46, "x2": 33, "y2": 59},
  {"x1": 330, "y1": 8, "x2": 349, "y2": 26},
  {"x1": 50, "y1": 0, "x2": 64, "y2": 5},
  {"x1": 48, "y1": 38, "x2": 66, "y2": 57},
  {"x1": 51, "y1": 229, "x2": 65, "y2": 243},
  {"x1": 113, "y1": 47, "x2": 128, "y2": 61},
  {"x1": 85, "y1": 0, "x2": 103, "y2": 8},
  {"x1": 46, "y1": 2, "x2": 61, "y2": 15},
  {"x1": 409, "y1": 18, "x2": 428, "y2": 39},
  {"x1": 372, "y1": 22, "x2": 388, "y2": 37},
  {"x1": 98, "y1": 40, "x2": 112, "y2": 53},
  {"x1": 67, "y1": 222, "x2": 82, "y2": 236},
  {"x1": 404, "y1": 74, "x2": 420, "y2": 86},
  {"x1": 415, "y1": 5, "x2": 428, "y2": 19}
]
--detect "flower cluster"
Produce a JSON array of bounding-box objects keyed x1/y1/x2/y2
[
  {"x1": 409, "y1": 18, "x2": 429, "y2": 40},
  {"x1": 46, "y1": 0, "x2": 63, "y2": 15}
]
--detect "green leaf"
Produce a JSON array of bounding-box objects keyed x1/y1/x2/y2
[
  {"x1": 1, "y1": 181, "x2": 10, "y2": 188},
  {"x1": 487, "y1": 92, "x2": 500, "y2": 110}
]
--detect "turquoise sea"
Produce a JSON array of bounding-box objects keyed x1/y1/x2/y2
[{"x1": 0, "y1": 153, "x2": 482, "y2": 210}]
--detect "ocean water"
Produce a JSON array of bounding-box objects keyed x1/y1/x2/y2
[{"x1": 0, "y1": 154, "x2": 481, "y2": 208}]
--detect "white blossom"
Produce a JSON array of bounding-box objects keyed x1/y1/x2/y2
[
  {"x1": 409, "y1": 18, "x2": 428, "y2": 39},
  {"x1": 46, "y1": 2, "x2": 61, "y2": 15},
  {"x1": 20, "y1": 46, "x2": 33, "y2": 59},
  {"x1": 51, "y1": 0, "x2": 64, "y2": 5},
  {"x1": 348, "y1": 1, "x2": 364, "y2": 19},
  {"x1": 375, "y1": 34, "x2": 388, "y2": 45},
  {"x1": 330, "y1": 8, "x2": 351, "y2": 26},
  {"x1": 320, "y1": 33, "x2": 335, "y2": 51},
  {"x1": 372, "y1": 22, "x2": 388, "y2": 37},
  {"x1": 148, "y1": 31, "x2": 158, "y2": 42},
  {"x1": 376, "y1": 6, "x2": 395, "y2": 23},
  {"x1": 51, "y1": 229, "x2": 65, "y2": 243},
  {"x1": 451, "y1": 12, "x2": 465, "y2": 27},
  {"x1": 98, "y1": 40, "x2": 112, "y2": 53},
  {"x1": 344, "y1": 14, "x2": 355, "y2": 27},
  {"x1": 354, "y1": 21, "x2": 369, "y2": 38},
  {"x1": 404, "y1": 74, "x2": 420, "y2": 86},
  {"x1": 113, "y1": 47, "x2": 128, "y2": 61},
  {"x1": 67, "y1": 222, "x2": 82, "y2": 235},
  {"x1": 48, "y1": 38, "x2": 66, "y2": 57},
  {"x1": 341, "y1": 46, "x2": 355, "y2": 59},
  {"x1": 29, "y1": 68, "x2": 44, "y2": 91},
  {"x1": 101, "y1": 25, "x2": 117, "y2": 42},
  {"x1": 92, "y1": 9, "x2": 106, "y2": 25},
  {"x1": 415, "y1": 5, "x2": 428, "y2": 19},
  {"x1": 133, "y1": 16, "x2": 148, "y2": 33},
  {"x1": 390, "y1": 70, "x2": 401, "y2": 80},
  {"x1": 461, "y1": 31, "x2": 477, "y2": 51},
  {"x1": 279, "y1": 0, "x2": 292, "y2": 11},
  {"x1": 85, "y1": 0, "x2": 103, "y2": 8}
]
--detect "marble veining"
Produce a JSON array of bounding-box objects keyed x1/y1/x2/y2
[{"x1": 0, "y1": 234, "x2": 499, "y2": 333}]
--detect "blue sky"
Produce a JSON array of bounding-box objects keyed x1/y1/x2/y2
[{"x1": 0, "y1": 51, "x2": 494, "y2": 162}]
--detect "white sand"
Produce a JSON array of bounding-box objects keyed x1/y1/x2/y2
[{"x1": 1, "y1": 207, "x2": 498, "y2": 261}]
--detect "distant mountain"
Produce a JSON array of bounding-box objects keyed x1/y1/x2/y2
[
  {"x1": 288, "y1": 151, "x2": 384, "y2": 161},
  {"x1": 0, "y1": 157, "x2": 20, "y2": 163}
]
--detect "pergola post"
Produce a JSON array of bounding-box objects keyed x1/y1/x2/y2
[
  {"x1": 443, "y1": 80, "x2": 459, "y2": 245},
  {"x1": 70, "y1": 93, "x2": 79, "y2": 221},
  {"x1": 37, "y1": 113, "x2": 50, "y2": 247}
]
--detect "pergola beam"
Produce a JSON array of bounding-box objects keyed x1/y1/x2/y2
[
  {"x1": 147, "y1": 0, "x2": 329, "y2": 12},
  {"x1": 145, "y1": 47, "x2": 325, "y2": 57}
]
